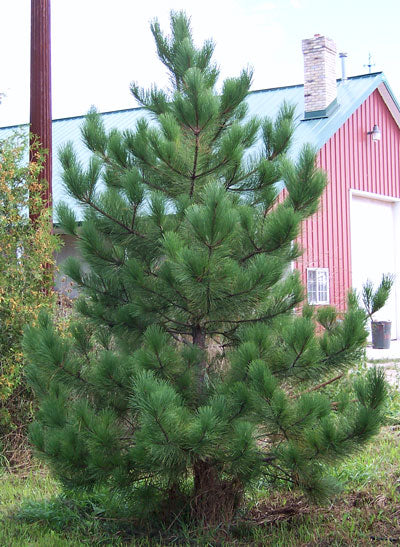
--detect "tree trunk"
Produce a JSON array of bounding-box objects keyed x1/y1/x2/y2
[
  {"x1": 192, "y1": 325, "x2": 207, "y2": 400},
  {"x1": 191, "y1": 328, "x2": 242, "y2": 524},
  {"x1": 192, "y1": 460, "x2": 243, "y2": 525}
]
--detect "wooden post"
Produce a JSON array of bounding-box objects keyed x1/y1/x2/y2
[{"x1": 30, "y1": 0, "x2": 52, "y2": 221}]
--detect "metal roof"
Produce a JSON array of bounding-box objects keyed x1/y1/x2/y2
[
  {"x1": 0, "y1": 72, "x2": 393, "y2": 220},
  {"x1": 246, "y1": 72, "x2": 393, "y2": 156}
]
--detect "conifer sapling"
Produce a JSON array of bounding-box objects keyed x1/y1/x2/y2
[{"x1": 24, "y1": 12, "x2": 387, "y2": 525}]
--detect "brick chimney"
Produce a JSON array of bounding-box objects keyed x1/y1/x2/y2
[{"x1": 302, "y1": 34, "x2": 338, "y2": 119}]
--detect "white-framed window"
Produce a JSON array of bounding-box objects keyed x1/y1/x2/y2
[{"x1": 307, "y1": 268, "x2": 329, "y2": 305}]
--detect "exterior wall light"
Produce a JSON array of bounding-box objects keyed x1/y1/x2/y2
[{"x1": 368, "y1": 124, "x2": 381, "y2": 142}]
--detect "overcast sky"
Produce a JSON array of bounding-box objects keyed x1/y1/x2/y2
[{"x1": 1, "y1": 0, "x2": 400, "y2": 128}]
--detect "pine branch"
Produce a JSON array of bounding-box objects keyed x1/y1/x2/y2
[
  {"x1": 137, "y1": 281, "x2": 192, "y2": 317},
  {"x1": 205, "y1": 305, "x2": 293, "y2": 327},
  {"x1": 72, "y1": 276, "x2": 128, "y2": 304},
  {"x1": 225, "y1": 166, "x2": 260, "y2": 190},
  {"x1": 158, "y1": 273, "x2": 191, "y2": 305},
  {"x1": 84, "y1": 197, "x2": 147, "y2": 239},
  {"x1": 289, "y1": 338, "x2": 309, "y2": 370},
  {"x1": 189, "y1": 133, "x2": 200, "y2": 198},
  {"x1": 158, "y1": 311, "x2": 193, "y2": 329},
  {"x1": 195, "y1": 158, "x2": 230, "y2": 180},
  {"x1": 166, "y1": 330, "x2": 192, "y2": 345},
  {"x1": 302, "y1": 373, "x2": 344, "y2": 395},
  {"x1": 223, "y1": 273, "x2": 265, "y2": 299},
  {"x1": 224, "y1": 163, "x2": 240, "y2": 189},
  {"x1": 152, "y1": 146, "x2": 188, "y2": 178},
  {"x1": 130, "y1": 203, "x2": 138, "y2": 230},
  {"x1": 263, "y1": 461, "x2": 296, "y2": 484},
  {"x1": 210, "y1": 118, "x2": 229, "y2": 144}
]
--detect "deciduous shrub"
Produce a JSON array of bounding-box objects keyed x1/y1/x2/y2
[{"x1": 0, "y1": 134, "x2": 59, "y2": 463}]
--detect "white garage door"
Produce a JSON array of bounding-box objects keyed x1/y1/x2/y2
[{"x1": 351, "y1": 194, "x2": 398, "y2": 338}]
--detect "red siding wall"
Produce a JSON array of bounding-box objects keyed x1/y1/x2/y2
[{"x1": 295, "y1": 89, "x2": 400, "y2": 310}]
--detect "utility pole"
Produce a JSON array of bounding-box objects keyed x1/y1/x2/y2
[{"x1": 30, "y1": 0, "x2": 52, "y2": 222}]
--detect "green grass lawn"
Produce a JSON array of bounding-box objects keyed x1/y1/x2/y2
[
  {"x1": 2, "y1": 380, "x2": 400, "y2": 546},
  {"x1": 0, "y1": 470, "x2": 72, "y2": 546},
  {"x1": 2, "y1": 426, "x2": 400, "y2": 546}
]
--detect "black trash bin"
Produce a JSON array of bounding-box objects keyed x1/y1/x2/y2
[{"x1": 371, "y1": 321, "x2": 391, "y2": 349}]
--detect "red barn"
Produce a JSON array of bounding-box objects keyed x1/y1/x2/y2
[
  {"x1": 1, "y1": 34, "x2": 400, "y2": 336},
  {"x1": 296, "y1": 35, "x2": 400, "y2": 338}
]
